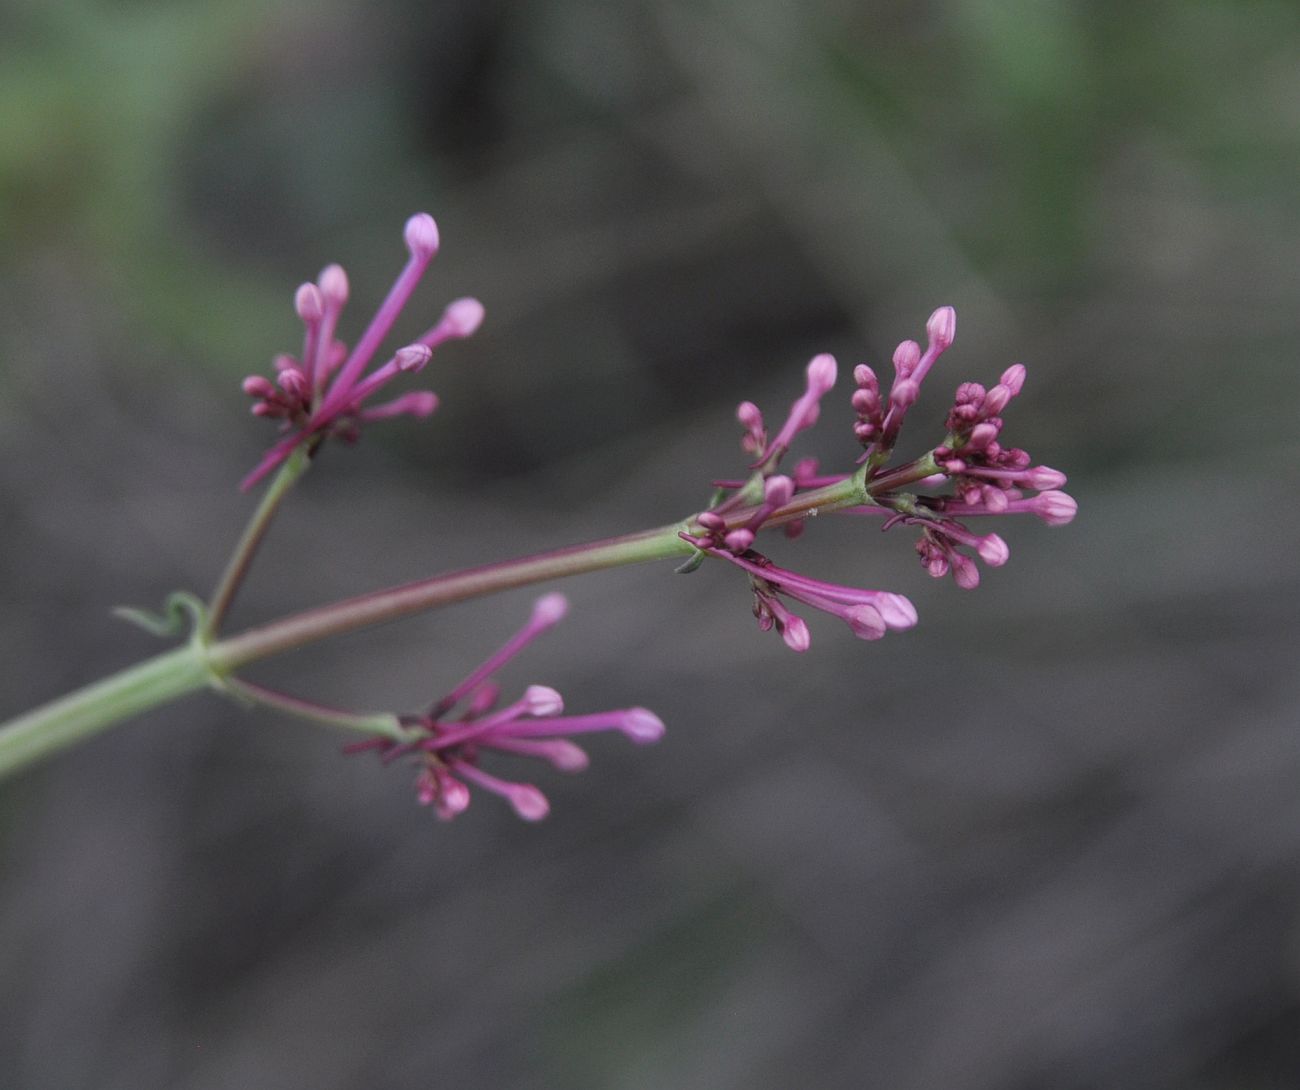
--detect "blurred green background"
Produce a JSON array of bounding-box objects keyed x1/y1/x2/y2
[{"x1": 2, "y1": 1, "x2": 1298, "y2": 1087}]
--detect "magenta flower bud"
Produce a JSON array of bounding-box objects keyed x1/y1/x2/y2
[
  {"x1": 892, "y1": 339, "x2": 921, "y2": 378},
  {"x1": 438, "y1": 776, "x2": 471, "y2": 817},
  {"x1": 277, "y1": 368, "x2": 308, "y2": 398},
  {"x1": 951, "y1": 554, "x2": 980, "y2": 589},
  {"x1": 736, "y1": 400, "x2": 763, "y2": 430},
  {"x1": 764, "y1": 474, "x2": 795, "y2": 506},
  {"x1": 1026, "y1": 466, "x2": 1067, "y2": 490},
  {"x1": 318, "y1": 263, "x2": 349, "y2": 305},
  {"x1": 295, "y1": 283, "x2": 324, "y2": 323},
  {"x1": 394, "y1": 344, "x2": 433, "y2": 373},
  {"x1": 982, "y1": 384, "x2": 1012, "y2": 417},
  {"x1": 874, "y1": 592, "x2": 918, "y2": 629},
  {"x1": 242, "y1": 375, "x2": 276, "y2": 398},
  {"x1": 1000, "y1": 363, "x2": 1026, "y2": 395},
  {"x1": 697, "y1": 511, "x2": 726, "y2": 532},
  {"x1": 522, "y1": 685, "x2": 564, "y2": 716},
  {"x1": 977, "y1": 533, "x2": 1010, "y2": 566},
  {"x1": 620, "y1": 708, "x2": 666, "y2": 743},
  {"x1": 440, "y1": 297, "x2": 485, "y2": 339},
  {"x1": 506, "y1": 783, "x2": 550, "y2": 821},
  {"x1": 404, "y1": 212, "x2": 440, "y2": 257},
  {"x1": 781, "y1": 615, "x2": 811, "y2": 652},
  {"x1": 725, "y1": 528, "x2": 755, "y2": 552},
  {"x1": 851, "y1": 388, "x2": 878, "y2": 414},
  {"x1": 1032, "y1": 490, "x2": 1078, "y2": 526},
  {"x1": 545, "y1": 740, "x2": 590, "y2": 771},
  {"x1": 530, "y1": 592, "x2": 569, "y2": 628},
  {"x1": 806, "y1": 353, "x2": 837, "y2": 394},
  {"x1": 853, "y1": 363, "x2": 878, "y2": 389},
  {"x1": 889, "y1": 378, "x2": 920, "y2": 410},
  {"x1": 967, "y1": 422, "x2": 999, "y2": 450},
  {"x1": 926, "y1": 305, "x2": 956, "y2": 350},
  {"x1": 981, "y1": 485, "x2": 1010, "y2": 513}
]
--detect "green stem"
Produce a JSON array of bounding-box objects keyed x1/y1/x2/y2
[
  {"x1": 0, "y1": 522, "x2": 697, "y2": 782},
  {"x1": 0, "y1": 472, "x2": 882, "y2": 783},
  {"x1": 0, "y1": 646, "x2": 214, "y2": 775},
  {"x1": 205, "y1": 445, "x2": 314, "y2": 637}
]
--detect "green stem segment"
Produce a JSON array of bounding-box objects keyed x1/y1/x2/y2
[{"x1": 0, "y1": 471, "x2": 875, "y2": 783}]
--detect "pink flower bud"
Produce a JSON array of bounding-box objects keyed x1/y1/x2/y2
[
  {"x1": 404, "y1": 212, "x2": 440, "y2": 257},
  {"x1": 724, "y1": 528, "x2": 755, "y2": 552},
  {"x1": 951, "y1": 554, "x2": 980, "y2": 589},
  {"x1": 892, "y1": 339, "x2": 921, "y2": 377},
  {"x1": 506, "y1": 783, "x2": 550, "y2": 821},
  {"x1": 243, "y1": 375, "x2": 276, "y2": 398},
  {"x1": 967, "y1": 422, "x2": 999, "y2": 449},
  {"x1": 926, "y1": 305, "x2": 956, "y2": 350},
  {"x1": 780, "y1": 615, "x2": 811, "y2": 652},
  {"x1": 441, "y1": 297, "x2": 485, "y2": 338},
  {"x1": 1026, "y1": 466, "x2": 1067, "y2": 490},
  {"x1": 875, "y1": 592, "x2": 919, "y2": 629},
  {"x1": 295, "y1": 283, "x2": 324, "y2": 323},
  {"x1": 1033, "y1": 490, "x2": 1078, "y2": 526},
  {"x1": 530, "y1": 592, "x2": 569, "y2": 628},
  {"x1": 1000, "y1": 363, "x2": 1026, "y2": 395},
  {"x1": 982, "y1": 384, "x2": 1012, "y2": 417},
  {"x1": 806, "y1": 353, "x2": 837, "y2": 394},
  {"x1": 764, "y1": 475, "x2": 795, "y2": 506},
  {"x1": 736, "y1": 401, "x2": 763, "y2": 429},
  {"x1": 318, "y1": 263, "x2": 349, "y2": 305},
  {"x1": 844, "y1": 604, "x2": 886, "y2": 640},
  {"x1": 977, "y1": 533, "x2": 1010, "y2": 566},
  {"x1": 620, "y1": 708, "x2": 666, "y2": 743},
  {"x1": 522, "y1": 685, "x2": 564, "y2": 716},
  {"x1": 395, "y1": 344, "x2": 433, "y2": 373}
]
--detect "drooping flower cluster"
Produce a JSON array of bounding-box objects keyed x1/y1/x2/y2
[
  {"x1": 240, "y1": 213, "x2": 484, "y2": 490},
  {"x1": 344, "y1": 594, "x2": 664, "y2": 821},
  {"x1": 684, "y1": 306, "x2": 1076, "y2": 649}
]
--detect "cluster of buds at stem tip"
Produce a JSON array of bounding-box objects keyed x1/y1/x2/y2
[
  {"x1": 683, "y1": 306, "x2": 1077, "y2": 650},
  {"x1": 343, "y1": 594, "x2": 664, "y2": 821},
  {"x1": 240, "y1": 213, "x2": 484, "y2": 490}
]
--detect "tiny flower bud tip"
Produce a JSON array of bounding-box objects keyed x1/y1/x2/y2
[
  {"x1": 318, "y1": 264, "x2": 349, "y2": 305},
  {"x1": 531, "y1": 592, "x2": 569, "y2": 627},
  {"x1": 927, "y1": 305, "x2": 956, "y2": 350},
  {"x1": 893, "y1": 340, "x2": 921, "y2": 376},
  {"x1": 1035, "y1": 491, "x2": 1078, "y2": 526},
  {"x1": 243, "y1": 375, "x2": 275, "y2": 398},
  {"x1": 441, "y1": 778, "x2": 471, "y2": 815},
  {"x1": 967, "y1": 422, "x2": 999, "y2": 449},
  {"x1": 845, "y1": 604, "x2": 886, "y2": 640},
  {"x1": 782, "y1": 616, "x2": 812, "y2": 652},
  {"x1": 395, "y1": 344, "x2": 433, "y2": 372},
  {"x1": 295, "y1": 283, "x2": 324, "y2": 323},
  {"x1": 1000, "y1": 364, "x2": 1026, "y2": 395},
  {"x1": 404, "y1": 213, "x2": 440, "y2": 257},
  {"x1": 621, "y1": 708, "x2": 666, "y2": 743},
  {"x1": 806, "y1": 353, "x2": 837, "y2": 394},
  {"x1": 983, "y1": 384, "x2": 1012, "y2": 417},
  {"x1": 736, "y1": 401, "x2": 763, "y2": 429},
  {"x1": 523, "y1": 685, "x2": 564, "y2": 716},
  {"x1": 442, "y1": 297, "x2": 485, "y2": 338},
  {"x1": 764, "y1": 475, "x2": 795, "y2": 506},
  {"x1": 724, "y1": 528, "x2": 755, "y2": 552},
  {"x1": 877, "y1": 593, "x2": 918, "y2": 629},
  {"x1": 509, "y1": 784, "x2": 550, "y2": 821},
  {"x1": 952, "y1": 555, "x2": 981, "y2": 589},
  {"x1": 1027, "y1": 466, "x2": 1068, "y2": 490},
  {"x1": 978, "y1": 533, "x2": 1010, "y2": 566}
]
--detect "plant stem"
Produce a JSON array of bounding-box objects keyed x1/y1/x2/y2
[
  {"x1": 0, "y1": 472, "x2": 876, "y2": 783},
  {"x1": 0, "y1": 646, "x2": 214, "y2": 775},
  {"x1": 205, "y1": 445, "x2": 314, "y2": 636}
]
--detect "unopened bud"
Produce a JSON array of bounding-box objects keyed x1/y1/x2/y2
[
  {"x1": 522, "y1": 685, "x2": 564, "y2": 716},
  {"x1": 404, "y1": 212, "x2": 440, "y2": 257},
  {"x1": 926, "y1": 305, "x2": 956, "y2": 350},
  {"x1": 892, "y1": 339, "x2": 921, "y2": 378},
  {"x1": 295, "y1": 283, "x2": 324, "y2": 323}
]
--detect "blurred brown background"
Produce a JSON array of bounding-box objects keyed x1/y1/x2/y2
[{"x1": 2, "y1": 1, "x2": 1298, "y2": 1087}]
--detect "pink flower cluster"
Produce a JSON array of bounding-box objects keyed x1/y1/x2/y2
[
  {"x1": 240, "y1": 213, "x2": 483, "y2": 490},
  {"x1": 345, "y1": 594, "x2": 664, "y2": 821},
  {"x1": 685, "y1": 306, "x2": 1076, "y2": 649}
]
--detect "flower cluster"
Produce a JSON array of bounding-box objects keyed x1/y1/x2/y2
[
  {"x1": 683, "y1": 306, "x2": 1076, "y2": 649},
  {"x1": 344, "y1": 594, "x2": 664, "y2": 821},
  {"x1": 240, "y1": 213, "x2": 484, "y2": 490}
]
